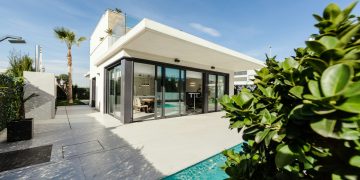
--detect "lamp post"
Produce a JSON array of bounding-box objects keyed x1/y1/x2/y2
[{"x1": 0, "y1": 35, "x2": 26, "y2": 44}]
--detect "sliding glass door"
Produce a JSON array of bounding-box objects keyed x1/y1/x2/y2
[
  {"x1": 207, "y1": 74, "x2": 217, "y2": 112},
  {"x1": 107, "y1": 64, "x2": 121, "y2": 118},
  {"x1": 131, "y1": 61, "x2": 228, "y2": 121},
  {"x1": 155, "y1": 66, "x2": 163, "y2": 119},
  {"x1": 133, "y1": 63, "x2": 156, "y2": 121},
  {"x1": 217, "y1": 75, "x2": 225, "y2": 110},
  {"x1": 164, "y1": 67, "x2": 181, "y2": 117},
  {"x1": 207, "y1": 74, "x2": 226, "y2": 112},
  {"x1": 185, "y1": 71, "x2": 203, "y2": 114}
]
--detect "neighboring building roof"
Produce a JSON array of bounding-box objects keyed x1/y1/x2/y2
[
  {"x1": 93, "y1": 18, "x2": 265, "y2": 71},
  {"x1": 234, "y1": 70, "x2": 257, "y2": 85}
]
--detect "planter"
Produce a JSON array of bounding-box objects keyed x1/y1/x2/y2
[{"x1": 7, "y1": 118, "x2": 33, "y2": 142}]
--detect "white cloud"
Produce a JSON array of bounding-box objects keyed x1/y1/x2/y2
[{"x1": 189, "y1": 23, "x2": 221, "y2": 37}]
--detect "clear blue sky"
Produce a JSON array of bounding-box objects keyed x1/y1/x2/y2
[{"x1": 0, "y1": 0, "x2": 359, "y2": 87}]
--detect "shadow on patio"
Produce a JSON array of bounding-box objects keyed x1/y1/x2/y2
[{"x1": 0, "y1": 105, "x2": 164, "y2": 179}]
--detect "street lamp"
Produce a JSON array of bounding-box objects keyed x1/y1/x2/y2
[{"x1": 0, "y1": 35, "x2": 26, "y2": 44}]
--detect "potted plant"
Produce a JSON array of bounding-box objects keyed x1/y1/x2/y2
[{"x1": 5, "y1": 77, "x2": 37, "y2": 142}]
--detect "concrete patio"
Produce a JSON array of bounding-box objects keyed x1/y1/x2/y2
[{"x1": 0, "y1": 105, "x2": 242, "y2": 179}]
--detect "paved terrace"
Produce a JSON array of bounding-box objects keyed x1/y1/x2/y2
[{"x1": 0, "y1": 105, "x2": 242, "y2": 179}]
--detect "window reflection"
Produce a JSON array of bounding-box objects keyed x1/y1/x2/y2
[
  {"x1": 133, "y1": 63, "x2": 156, "y2": 121},
  {"x1": 107, "y1": 64, "x2": 121, "y2": 118},
  {"x1": 186, "y1": 71, "x2": 203, "y2": 114},
  {"x1": 208, "y1": 74, "x2": 217, "y2": 112}
]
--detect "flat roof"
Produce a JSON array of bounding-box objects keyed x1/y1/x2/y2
[{"x1": 94, "y1": 18, "x2": 265, "y2": 71}]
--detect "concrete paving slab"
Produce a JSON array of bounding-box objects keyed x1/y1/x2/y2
[
  {"x1": 62, "y1": 140, "x2": 104, "y2": 158},
  {"x1": 0, "y1": 105, "x2": 242, "y2": 179}
]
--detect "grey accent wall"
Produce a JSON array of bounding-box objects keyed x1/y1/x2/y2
[
  {"x1": 24, "y1": 71, "x2": 56, "y2": 120},
  {"x1": 120, "y1": 60, "x2": 133, "y2": 124}
]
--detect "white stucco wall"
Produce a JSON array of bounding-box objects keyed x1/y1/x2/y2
[{"x1": 24, "y1": 71, "x2": 56, "y2": 120}]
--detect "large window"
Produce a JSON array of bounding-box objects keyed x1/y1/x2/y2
[
  {"x1": 217, "y1": 75, "x2": 225, "y2": 110},
  {"x1": 164, "y1": 67, "x2": 184, "y2": 117},
  {"x1": 107, "y1": 64, "x2": 121, "y2": 118},
  {"x1": 186, "y1": 71, "x2": 203, "y2": 114},
  {"x1": 131, "y1": 61, "x2": 228, "y2": 121},
  {"x1": 133, "y1": 63, "x2": 156, "y2": 121},
  {"x1": 207, "y1": 74, "x2": 226, "y2": 112},
  {"x1": 207, "y1": 74, "x2": 217, "y2": 112}
]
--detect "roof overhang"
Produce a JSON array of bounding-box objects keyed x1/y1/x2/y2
[{"x1": 94, "y1": 19, "x2": 265, "y2": 71}]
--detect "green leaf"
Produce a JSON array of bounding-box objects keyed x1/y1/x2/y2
[
  {"x1": 339, "y1": 128, "x2": 360, "y2": 140},
  {"x1": 282, "y1": 58, "x2": 299, "y2": 70},
  {"x1": 260, "y1": 109, "x2": 271, "y2": 124},
  {"x1": 272, "y1": 132, "x2": 286, "y2": 142},
  {"x1": 289, "y1": 86, "x2": 304, "y2": 99},
  {"x1": 255, "y1": 129, "x2": 270, "y2": 144},
  {"x1": 310, "y1": 118, "x2": 336, "y2": 138},
  {"x1": 265, "y1": 130, "x2": 276, "y2": 147},
  {"x1": 349, "y1": 156, "x2": 360, "y2": 168},
  {"x1": 312, "y1": 14, "x2": 323, "y2": 21},
  {"x1": 342, "y1": 2, "x2": 357, "y2": 18},
  {"x1": 308, "y1": 80, "x2": 322, "y2": 98},
  {"x1": 318, "y1": 36, "x2": 340, "y2": 49},
  {"x1": 311, "y1": 107, "x2": 336, "y2": 115},
  {"x1": 343, "y1": 81, "x2": 360, "y2": 97},
  {"x1": 335, "y1": 95, "x2": 360, "y2": 113},
  {"x1": 339, "y1": 24, "x2": 360, "y2": 45},
  {"x1": 233, "y1": 91, "x2": 253, "y2": 107},
  {"x1": 275, "y1": 144, "x2": 295, "y2": 168},
  {"x1": 303, "y1": 57, "x2": 328, "y2": 73},
  {"x1": 219, "y1": 95, "x2": 231, "y2": 104},
  {"x1": 323, "y1": 3, "x2": 341, "y2": 20},
  {"x1": 290, "y1": 104, "x2": 315, "y2": 120},
  {"x1": 305, "y1": 41, "x2": 326, "y2": 54},
  {"x1": 321, "y1": 64, "x2": 352, "y2": 97},
  {"x1": 320, "y1": 49, "x2": 345, "y2": 61},
  {"x1": 258, "y1": 85, "x2": 274, "y2": 98},
  {"x1": 230, "y1": 121, "x2": 244, "y2": 129}
]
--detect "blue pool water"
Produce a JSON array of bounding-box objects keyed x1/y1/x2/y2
[
  {"x1": 163, "y1": 144, "x2": 243, "y2": 180},
  {"x1": 157, "y1": 104, "x2": 177, "y2": 108}
]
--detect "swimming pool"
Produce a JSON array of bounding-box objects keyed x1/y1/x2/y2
[{"x1": 163, "y1": 144, "x2": 242, "y2": 180}]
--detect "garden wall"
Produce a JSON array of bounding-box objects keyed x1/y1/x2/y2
[{"x1": 24, "y1": 71, "x2": 57, "y2": 120}]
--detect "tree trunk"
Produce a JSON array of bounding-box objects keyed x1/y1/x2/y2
[{"x1": 67, "y1": 48, "x2": 73, "y2": 104}]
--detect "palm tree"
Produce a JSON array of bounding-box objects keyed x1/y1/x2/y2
[
  {"x1": 105, "y1": 28, "x2": 113, "y2": 36},
  {"x1": 54, "y1": 27, "x2": 86, "y2": 104}
]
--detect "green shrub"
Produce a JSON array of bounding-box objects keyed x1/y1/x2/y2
[
  {"x1": 0, "y1": 74, "x2": 23, "y2": 131},
  {"x1": 220, "y1": 2, "x2": 360, "y2": 179}
]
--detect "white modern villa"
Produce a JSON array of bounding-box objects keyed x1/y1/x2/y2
[{"x1": 89, "y1": 9, "x2": 264, "y2": 124}]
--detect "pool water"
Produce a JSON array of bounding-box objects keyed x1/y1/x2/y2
[
  {"x1": 163, "y1": 144, "x2": 243, "y2": 180},
  {"x1": 157, "y1": 104, "x2": 177, "y2": 108}
]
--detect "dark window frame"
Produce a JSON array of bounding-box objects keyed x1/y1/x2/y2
[{"x1": 104, "y1": 58, "x2": 123, "y2": 115}]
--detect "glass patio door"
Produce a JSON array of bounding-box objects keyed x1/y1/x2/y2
[
  {"x1": 207, "y1": 74, "x2": 217, "y2": 112},
  {"x1": 107, "y1": 65, "x2": 121, "y2": 119},
  {"x1": 155, "y1": 66, "x2": 163, "y2": 119},
  {"x1": 164, "y1": 67, "x2": 181, "y2": 117}
]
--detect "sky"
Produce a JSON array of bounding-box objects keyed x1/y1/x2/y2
[{"x1": 0, "y1": 0, "x2": 359, "y2": 87}]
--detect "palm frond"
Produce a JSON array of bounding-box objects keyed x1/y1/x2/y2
[
  {"x1": 76, "y1": 36, "x2": 86, "y2": 46},
  {"x1": 54, "y1": 27, "x2": 77, "y2": 49}
]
